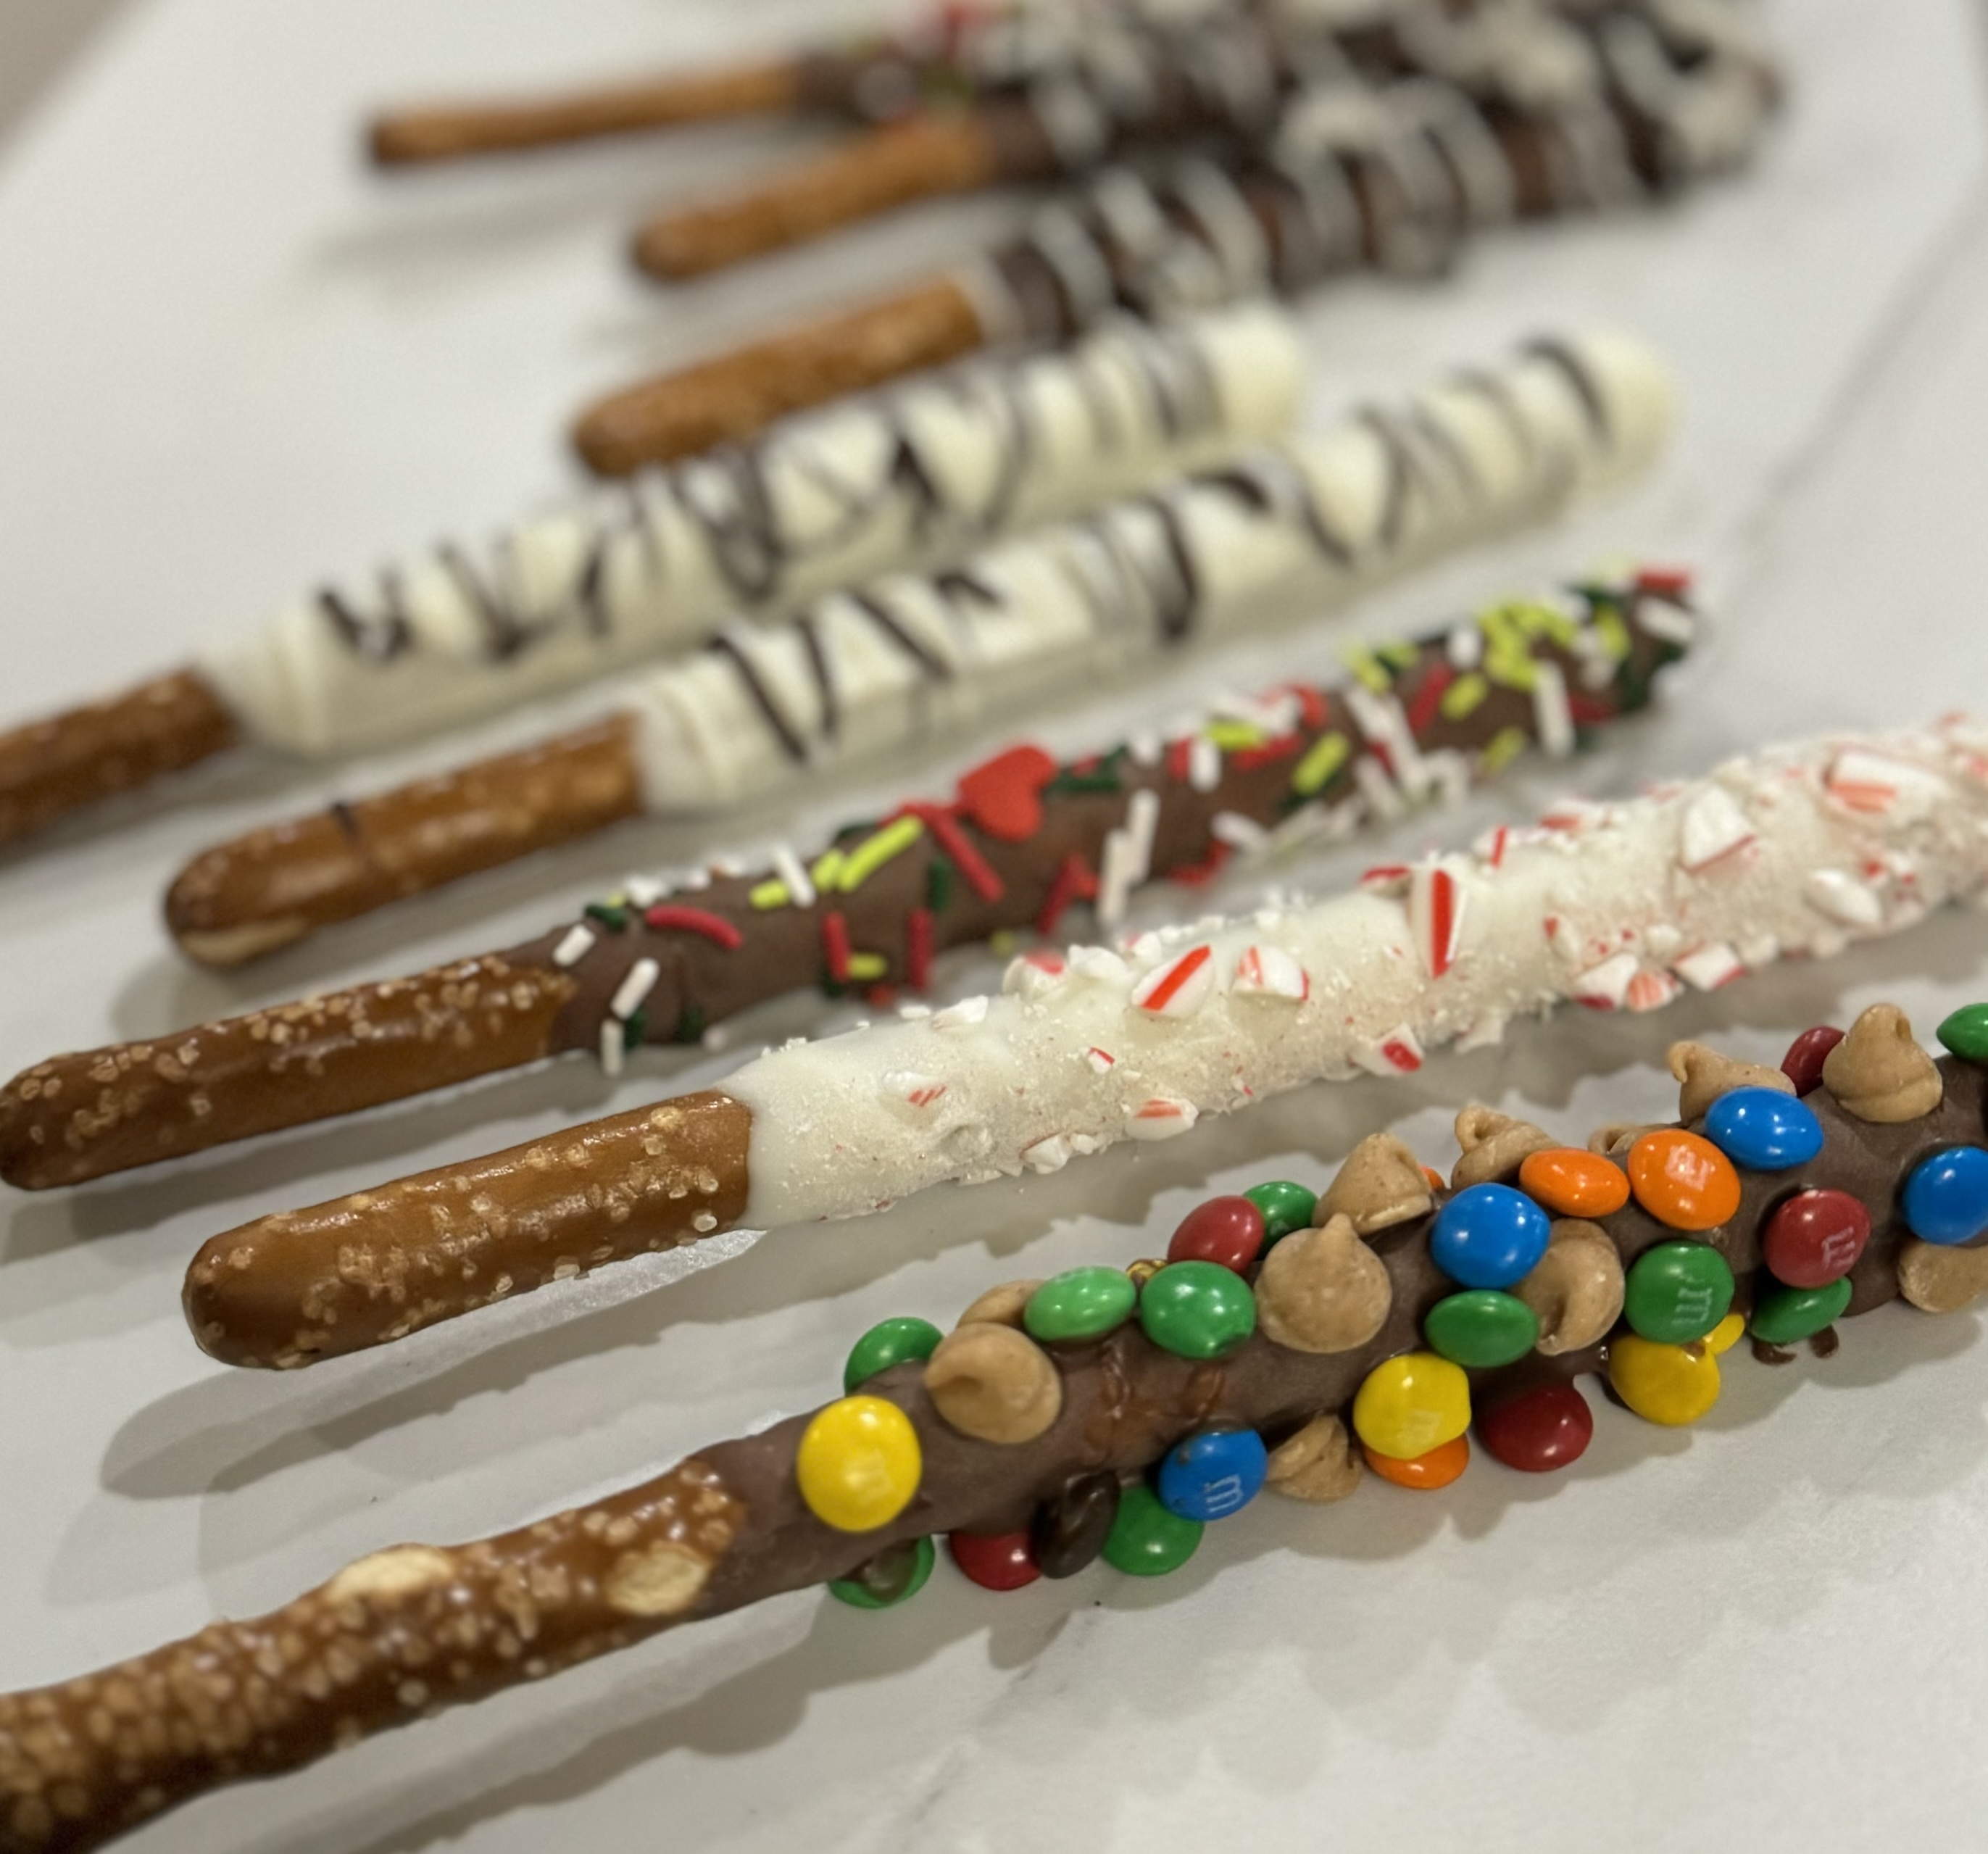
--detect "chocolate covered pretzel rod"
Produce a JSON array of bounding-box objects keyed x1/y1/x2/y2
[
  {"x1": 162, "y1": 326, "x2": 1670, "y2": 967},
  {"x1": 0, "y1": 575, "x2": 1689, "y2": 1189},
  {"x1": 180, "y1": 720, "x2": 1988, "y2": 1370},
  {"x1": 15, "y1": 1002, "x2": 1988, "y2": 1852},
  {"x1": 0, "y1": 307, "x2": 1295, "y2": 850},
  {"x1": 575, "y1": 0, "x2": 1776, "y2": 471}
]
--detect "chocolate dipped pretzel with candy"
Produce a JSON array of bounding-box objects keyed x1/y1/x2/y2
[
  {"x1": 0, "y1": 307, "x2": 1296, "y2": 853},
  {"x1": 573, "y1": 0, "x2": 1777, "y2": 472},
  {"x1": 176, "y1": 720, "x2": 1988, "y2": 1370},
  {"x1": 12, "y1": 1000, "x2": 1988, "y2": 1853},
  {"x1": 160, "y1": 326, "x2": 1671, "y2": 967},
  {"x1": 0, "y1": 573, "x2": 1690, "y2": 1190}
]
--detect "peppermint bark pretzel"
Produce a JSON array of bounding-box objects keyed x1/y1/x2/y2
[
  {"x1": 0, "y1": 575, "x2": 1690, "y2": 1190},
  {"x1": 0, "y1": 309, "x2": 1294, "y2": 852},
  {"x1": 179, "y1": 722, "x2": 1988, "y2": 1370},
  {"x1": 14, "y1": 1003, "x2": 1988, "y2": 1853},
  {"x1": 162, "y1": 325, "x2": 1673, "y2": 968},
  {"x1": 573, "y1": 0, "x2": 1778, "y2": 471}
]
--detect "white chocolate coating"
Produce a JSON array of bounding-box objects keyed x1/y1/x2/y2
[
  {"x1": 624, "y1": 328, "x2": 1674, "y2": 812},
  {"x1": 728, "y1": 723, "x2": 1988, "y2": 1226},
  {"x1": 196, "y1": 306, "x2": 1304, "y2": 757}
]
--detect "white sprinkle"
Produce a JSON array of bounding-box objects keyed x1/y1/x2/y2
[
  {"x1": 1210, "y1": 811, "x2": 1268, "y2": 851},
  {"x1": 599, "y1": 1019, "x2": 625, "y2": 1078},
  {"x1": 1189, "y1": 736, "x2": 1222, "y2": 793},
  {"x1": 610, "y1": 959, "x2": 661, "y2": 1022},
  {"x1": 552, "y1": 926, "x2": 596, "y2": 968},
  {"x1": 1447, "y1": 624, "x2": 1483, "y2": 670},
  {"x1": 1352, "y1": 755, "x2": 1405, "y2": 821},
  {"x1": 771, "y1": 844, "x2": 815, "y2": 909},
  {"x1": 1123, "y1": 786, "x2": 1162, "y2": 884},
  {"x1": 1531, "y1": 660, "x2": 1575, "y2": 758},
  {"x1": 677, "y1": 868, "x2": 712, "y2": 892},
  {"x1": 710, "y1": 855, "x2": 748, "y2": 878},
  {"x1": 1097, "y1": 828, "x2": 1137, "y2": 931},
  {"x1": 1128, "y1": 731, "x2": 1162, "y2": 768},
  {"x1": 1636, "y1": 602, "x2": 1696, "y2": 646},
  {"x1": 700, "y1": 1025, "x2": 731, "y2": 1052},
  {"x1": 623, "y1": 875, "x2": 667, "y2": 909}
]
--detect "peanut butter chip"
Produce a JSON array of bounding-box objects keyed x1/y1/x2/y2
[
  {"x1": 1896, "y1": 1238, "x2": 1988, "y2": 1314},
  {"x1": 953, "y1": 1279, "x2": 1041, "y2": 1331},
  {"x1": 1317, "y1": 1134, "x2": 1431, "y2": 1235},
  {"x1": 1255, "y1": 1214, "x2": 1392, "y2": 1354},
  {"x1": 1668, "y1": 1042, "x2": 1794, "y2": 1122},
  {"x1": 1587, "y1": 1121, "x2": 1654, "y2": 1157},
  {"x1": 1821, "y1": 1003, "x2": 1944, "y2": 1123},
  {"x1": 1515, "y1": 1219, "x2": 1625, "y2": 1354},
  {"x1": 1264, "y1": 1414, "x2": 1363, "y2": 1502},
  {"x1": 1450, "y1": 1105, "x2": 1555, "y2": 1189},
  {"x1": 323, "y1": 1545, "x2": 456, "y2": 1607},
  {"x1": 604, "y1": 1541, "x2": 711, "y2": 1617},
  {"x1": 924, "y1": 1322, "x2": 1062, "y2": 1443}
]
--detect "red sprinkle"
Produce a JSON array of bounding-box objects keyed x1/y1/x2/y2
[
  {"x1": 1567, "y1": 693, "x2": 1616, "y2": 726},
  {"x1": 907, "y1": 804, "x2": 1005, "y2": 903},
  {"x1": 1036, "y1": 852, "x2": 1099, "y2": 938},
  {"x1": 1286, "y1": 682, "x2": 1330, "y2": 731},
  {"x1": 905, "y1": 907, "x2": 935, "y2": 991},
  {"x1": 1404, "y1": 662, "x2": 1455, "y2": 736},
  {"x1": 1168, "y1": 844, "x2": 1232, "y2": 887},
  {"x1": 820, "y1": 910, "x2": 853, "y2": 983},
  {"x1": 1231, "y1": 733, "x2": 1302, "y2": 772},
  {"x1": 1165, "y1": 738, "x2": 1194, "y2": 783},
  {"x1": 1635, "y1": 565, "x2": 1694, "y2": 596},
  {"x1": 641, "y1": 905, "x2": 744, "y2": 950}
]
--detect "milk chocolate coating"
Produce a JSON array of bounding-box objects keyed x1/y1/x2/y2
[
  {"x1": 0, "y1": 669, "x2": 239, "y2": 849},
  {"x1": 8, "y1": 1036, "x2": 1976, "y2": 1850},
  {"x1": 0, "y1": 583, "x2": 1683, "y2": 1194},
  {"x1": 163, "y1": 713, "x2": 644, "y2": 968},
  {"x1": 181, "y1": 1089, "x2": 752, "y2": 1368}
]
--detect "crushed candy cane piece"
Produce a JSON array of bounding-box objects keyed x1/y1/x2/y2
[
  {"x1": 1021, "y1": 1134, "x2": 1074, "y2": 1173},
  {"x1": 1125, "y1": 1095, "x2": 1200, "y2": 1139},
  {"x1": 1232, "y1": 944, "x2": 1309, "y2": 1002},
  {"x1": 1678, "y1": 786, "x2": 1756, "y2": 870},
  {"x1": 1130, "y1": 944, "x2": 1217, "y2": 1018},
  {"x1": 1807, "y1": 868, "x2": 1884, "y2": 927},
  {"x1": 1624, "y1": 970, "x2": 1682, "y2": 1013},
  {"x1": 1410, "y1": 865, "x2": 1465, "y2": 978},
  {"x1": 1355, "y1": 1026, "x2": 1424, "y2": 1075},
  {"x1": 1084, "y1": 1047, "x2": 1117, "y2": 1073},
  {"x1": 1571, "y1": 950, "x2": 1640, "y2": 1008},
  {"x1": 881, "y1": 1071, "x2": 949, "y2": 1117},
  {"x1": 1672, "y1": 941, "x2": 1745, "y2": 990}
]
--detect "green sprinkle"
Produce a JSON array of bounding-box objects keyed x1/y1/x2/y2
[
  {"x1": 1439, "y1": 672, "x2": 1489, "y2": 720},
  {"x1": 584, "y1": 902, "x2": 629, "y2": 931},
  {"x1": 621, "y1": 1008, "x2": 648, "y2": 1051},
  {"x1": 673, "y1": 1004, "x2": 706, "y2": 1045},
  {"x1": 1290, "y1": 730, "x2": 1350, "y2": 797},
  {"x1": 926, "y1": 857, "x2": 955, "y2": 911},
  {"x1": 1047, "y1": 772, "x2": 1125, "y2": 795},
  {"x1": 1478, "y1": 726, "x2": 1530, "y2": 774}
]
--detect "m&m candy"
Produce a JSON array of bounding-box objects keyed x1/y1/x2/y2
[
  {"x1": 1760, "y1": 1189, "x2": 1869, "y2": 1288},
  {"x1": 1517, "y1": 1147, "x2": 1631, "y2": 1218},
  {"x1": 1166, "y1": 1196, "x2": 1266, "y2": 1274},
  {"x1": 1477, "y1": 1382, "x2": 1594, "y2": 1473},
  {"x1": 828, "y1": 1536, "x2": 936, "y2": 1609},
  {"x1": 1623, "y1": 1241, "x2": 1735, "y2": 1344},
  {"x1": 1155, "y1": 1429, "x2": 1268, "y2": 1522},
  {"x1": 1139, "y1": 1260, "x2": 1256, "y2": 1359},
  {"x1": 1702, "y1": 1086, "x2": 1823, "y2": 1171},
  {"x1": 844, "y1": 1315, "x2": 943, "y2": 1392},
  {"x1": 1780, "y1": 1024, "x2": 1844, "y2": 1096},
  {"x1": 1102, "y1": 1484, "x2": 1202, "y2": 1576},
  {"x1": 1626, "y1": 1128, "x2": 1742, "y2": 1231},
  {"x1": 1423, "y1": 1289, "x2": 1539, "y2": 1369},
  {"x1": 1750, "y1": 1277, "x2": 1853, "y2": 1347},
  {"x1": 1936, "y1": 1002, "x2": 1988, "y2": 1063},
  {"x1": 797, "y1": 1396, "x2": 924, "y2": 1531},
  {"x1": 949, "y1": 1530, "x2": 1041, "y2": 1591},
  {"x1": 1245, "y1": 1179, "x2": 1318, "y2": 1244},
  {"x1": 1901, "y1": 1147, "x2": 1988, "y2": 1246},
  {"x1": 1025, "y1": 1266, "x2": 1138, "y2": 1343},
  {"x1": 1352, "y1": 1352, "x2": 1471, "y2": 1460},
  {"x1": 1608, "y1": 1333, "x2": 1722, "y2": 1426},
  {"x1": 1428, "y1": 1184, "x2": 1552, "y2": 1289},
  {"x1": 1363, "y1": 1434, "x2": 1470, "y2": 1489}
]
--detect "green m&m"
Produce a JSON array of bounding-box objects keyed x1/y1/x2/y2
[
  {"x1": 1244, "y1": 1179, "x2": 1318, "y2": 1245},
  {"x1": 1423, "y1": 1289, "x2": 1539, "y2": 1368},
  {"x1": 1025, "y1": 1267, "x2": 1138, "y2": 1344},
  {"x1": 1937, "y1": 1002, "x2": 1988, "y2": 1063},
  {"x1": 843, "y1": 1316, "x2": 943, "y2": 1392},
  {"x1": 1624, "y1": 1241, "x2": 1735, "y2": 1344},
  {"x1": 1101, "y1": 1484, "x2": 1202, "y2": 1576},
  {"x1": 828, "y1": 1535, "x2": 936, "y2": 1609},
  {"x1": 1139, "y1": 1260, "x2": 1256, "y2": 1359},
  {"x1": 1750, "y1": 1276, "x2": 1854, "y2": 1347}
]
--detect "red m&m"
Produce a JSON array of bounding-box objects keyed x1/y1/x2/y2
[
  {"x1": 949, "y1": 1530, "x2": 1041, "y2": 1591},
  {"x1": 1166, "y1": 1195, "x2": 1266, "y2": 1274},
  {"x1": 1761, "y1": 1189, "x2": 1870, "y2": 1289},
  {"x1": 1477, "y1": 1382, "x2": 1594, "y2": 1473},
  {"x1": 1780, "y1": 1024, "x2": 1844, "y2": 1097}
]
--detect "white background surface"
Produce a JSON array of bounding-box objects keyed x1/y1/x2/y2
[{"x1": 4, "y1": 1, "x2": 1988, "y2": 1849}]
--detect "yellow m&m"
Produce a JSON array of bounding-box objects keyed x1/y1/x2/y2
[
  {"x1": 1351, "y1": 1352, "x2": 1471, "y2": 1460},
  {"x1": 796, "y1": 1396, "x2": 923, "y2": 1531},
  {"x1": 1607, "y1": 1323, "x2": 1738, "y2": 1428}
]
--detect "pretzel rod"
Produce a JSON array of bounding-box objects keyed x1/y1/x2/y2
[
  {"x1": 18, "y1": 1001, "x2": 1988, "y2": 1852},
  {"x1": 178, "y1": 719, "x2": 1988, "y2": 1370},
  {"x1": 574, "y1": 0, "x2": 1779, "y2": 470},
  {"x1": 1, "y1": 575, "x2": 1689, "y2": 1189},
  {"x1": 0, "y1": 311, "x2": 1294, "y2": 851},
  {"x1": 159, "y1": 326, "x2": 1668, "y2": 967}
]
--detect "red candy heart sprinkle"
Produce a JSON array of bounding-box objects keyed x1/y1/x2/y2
[{"x1": 956, "y1": 744, "x2": 1057, "y2": 842}]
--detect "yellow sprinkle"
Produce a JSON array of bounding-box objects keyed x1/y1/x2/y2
[
  {"x1": 1478, "y1": 726, "x2": 1529, "y2": 775},
  {"x1": 1344, "y1": 647, "x2": 1392, "y2": 693},
  {"x1": 1203, "y1": 720, "x2": 1265, "y2": 751},
  {"x1": 1501, "y1": 599, "x2": 1576, "y2": 644},
  {"x1": 1376, "y1": 641, "x2": 1421, "y2": 670},
  {"x1": 749, "y1": 879, "x2": 790, "y2": 910},
  {"x1": 1485, "y1": 644, "x2": 1538, "y2": 692},
  {"x1": 1291, "y1": 730, "x2": 1351, "y2": 797},
  {"x1": 1439, "y1": 673, "x2": 1489, "y2": 721},
  {"x1": 838, "y1": 815, "x2": 926, "y2": 893},
  {"x1": 811, "y1": 849, "x2": 845, "y2": 890},
  {"x1": 990, "y1": 930, "x2": 1018, "y2": 957},
  {"x1": 845, "y1": 952, "x2": 889, "y2": 981},
  {"x1": 1594, "y1": 609, "x2": 1631, "y2": 663}
]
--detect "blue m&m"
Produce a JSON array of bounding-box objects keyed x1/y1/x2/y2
[
  {"x1": 1155, "y1": 1429, "x2": 1268, "y2": 1522},
  {"x1": 1702, "y1": 1087, "x2": 1823, "y2": 1171},
  {"x1": 1428, "y1": 1184, "x2": 1551, "y2": 1289},
  {"x1": 1901, "y1": 1147, "x2": 1988, "y2": 1246}
]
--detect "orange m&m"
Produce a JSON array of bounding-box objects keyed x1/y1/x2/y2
[
  {"x1": 1363, "y1": 1434, "x2": 1470, "y2": 1490},
  {"x1": 1518, "y1": 1147, "x2": 1631, "y2": 1218},
  {"x1": 1626, "y1": 1128, "x2": 1741, "y2": 1231}
]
